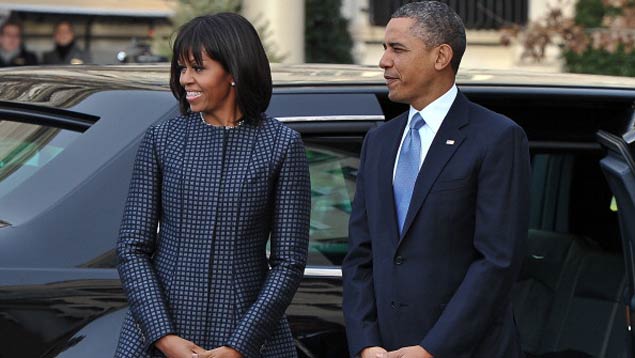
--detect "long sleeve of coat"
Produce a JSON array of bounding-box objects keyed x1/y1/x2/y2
[
  {"x1": 226, "y1": 131, "x2": 311, "y2": 357},
  {"x1": 342, "y1": 129, "x2": 383, "y2": 356},
  {"x1": 117, "y1": 126, "x2": 175, "y2": 352}
]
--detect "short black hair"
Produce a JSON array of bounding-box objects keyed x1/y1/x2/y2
[
  {"x1": 392, "y1": 1, "x2": 466, "y2": 74},
  {"x1": 170, "y1": 13, "x2": 272, "y2": 124}
]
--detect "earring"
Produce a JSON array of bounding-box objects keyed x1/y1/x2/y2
[{"x1": 231, "y1": 81, "x2": 236, "y2": 87}]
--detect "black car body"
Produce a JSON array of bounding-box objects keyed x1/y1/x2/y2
[{"x1": 1, "y1": 64, "x2": 634, "y2": 358}]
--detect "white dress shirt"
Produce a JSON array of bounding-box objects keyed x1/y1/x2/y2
[{"x1": 393, "y1": 84, "x2": 458, "y2": 181}]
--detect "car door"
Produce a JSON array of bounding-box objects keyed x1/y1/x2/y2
[
  {"x1": 598, "y1": 128, "x2": 635, "y2": 358},
  {"x1": 266, "y1": 89, "x2": 385, "y2": 357},
  {"x1": 0, "y1": 91, "x2": 178, "y2": 358}
]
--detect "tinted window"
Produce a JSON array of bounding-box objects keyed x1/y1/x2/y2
[
  {"x1": 0, "y1": 121, "x2": 80, "y2": 199},
  {"x1": 305, "y1": 138, "x2": 362, "y2": 266}
]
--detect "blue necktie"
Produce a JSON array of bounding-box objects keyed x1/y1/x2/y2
[{"x1": 394, "y1": 113, "x2": 425, "y2": 234}]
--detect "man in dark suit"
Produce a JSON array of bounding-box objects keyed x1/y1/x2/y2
[{"x1": 342, "y1": 2, "x2": 531, "y2": 358}]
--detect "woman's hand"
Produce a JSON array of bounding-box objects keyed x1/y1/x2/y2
[
  {"x1": 197, "y1": 346, "x2": 243, "y2": 358},
  {"x1": 155, "y1": 334, "x2": 206, "y2": 358}
]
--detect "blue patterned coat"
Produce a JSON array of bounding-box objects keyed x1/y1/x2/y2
[{"x1": 114, "y1": 113, "x2": 310, "y2": 358}]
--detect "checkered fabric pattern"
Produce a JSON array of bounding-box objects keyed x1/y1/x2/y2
[{"x1": 114, "y1": 113, "x2": 310, "y2": 358}]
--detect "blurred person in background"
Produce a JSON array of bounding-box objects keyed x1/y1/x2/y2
[
  {"x1": 42, "y1": 20, "x2": 91, "y2": 65},
  {"x1": 0, "y1": 20, "x2": 37, "y2": 67}
]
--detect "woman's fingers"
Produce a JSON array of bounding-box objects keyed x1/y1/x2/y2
[{"x1": 191, "y1": 345, "x2": 212, "y2": 358}]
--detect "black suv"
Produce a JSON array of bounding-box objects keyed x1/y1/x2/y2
[{"x1": 0, "y1": 64, "x2": 634, "y2": 358}]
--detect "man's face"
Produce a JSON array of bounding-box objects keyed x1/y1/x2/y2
[
  {"x1": 0, "y1": 24, "x2": 21, "y2": 52},
  {"x1": 379, "y1": 17, "x2": 439, "y2": 109},
  {"x1": 54, "y1": 23, "x2": 74, "y2": 46}
]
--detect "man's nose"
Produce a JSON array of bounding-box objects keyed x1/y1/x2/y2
[{"x1": 379, "y1": 51, "x2": 391, "y2": 69}]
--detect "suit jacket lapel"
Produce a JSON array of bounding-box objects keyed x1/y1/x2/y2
[
  {"x1": 399, "y1": 92, "x2": 470, "y2": 241},
  {"x1": 377, "y1": 112, "x2": 408, "y2": 244}
]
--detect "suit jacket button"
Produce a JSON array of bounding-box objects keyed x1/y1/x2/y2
[
  {"x1": 395, "y1": 256, "x2": 404, "y2": 265},
  {"x1": 391, "y1": 301, "x2": 397, "y2": 309}
]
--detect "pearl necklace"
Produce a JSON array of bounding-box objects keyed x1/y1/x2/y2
[{"x1": 199, "y1": 112, "x2": 244, "y2": 129}]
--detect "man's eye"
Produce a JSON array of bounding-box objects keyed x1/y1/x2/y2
[
  {"x1": 177, "y1": 65, "x2": 186, "y2": 73},
  {"x1": 194, "y1": 66, "x2": 204, "y2": 72}
]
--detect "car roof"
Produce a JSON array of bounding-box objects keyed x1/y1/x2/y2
[
  {"x1": 0, "y1": 63, "x2": 633, "y2": 116},
  {"x1": 276, "y1": 64, "x2": 635, "y2": 90},
  {"x1": 1, "y1": 63, "x2": 634, "y2": 94}
]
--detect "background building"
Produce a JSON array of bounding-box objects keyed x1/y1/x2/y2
[
  {"x1": 0, "y1": 0, "x2": 175, "y2": 64},
  {"x1": 0, "y1": 0, "x2": 574, "y2": 71},
  {"x1": 342, "y1": 0, "x2": 574, "y2": 71},
  {"x1": 245, "y1": 0, "x2": 575, "y2": 71}
]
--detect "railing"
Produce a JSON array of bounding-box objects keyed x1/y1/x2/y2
[{"x1": 370, "y1": 0, "x2": 529, "y2": 30}]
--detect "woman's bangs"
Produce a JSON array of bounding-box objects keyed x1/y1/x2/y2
[{"x1": 174, "y1": 25, "x2": 211, "y2": 65}]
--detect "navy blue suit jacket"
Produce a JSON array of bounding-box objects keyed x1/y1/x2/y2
[{"x1": 342, "y1": 92, "x2": 530, "y2": 357}]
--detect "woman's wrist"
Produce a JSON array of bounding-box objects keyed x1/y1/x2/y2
[{"x1": 154, "y1": 334, "x2": 177, "y2": 351}]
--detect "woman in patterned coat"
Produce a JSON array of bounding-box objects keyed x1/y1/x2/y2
[{"x1": 114, "y1": 13, "x2": 310, "y2": 358}]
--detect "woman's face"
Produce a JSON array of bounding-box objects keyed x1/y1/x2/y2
[{"x1": 178, "y1": 51, "x2": 237, "y2": 119}]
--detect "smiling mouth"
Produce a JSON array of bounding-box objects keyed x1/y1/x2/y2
[{"x1": 186, "y1": 91, "x2": 201, "y2": 99}]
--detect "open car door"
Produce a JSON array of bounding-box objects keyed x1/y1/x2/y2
[{"x1": 597, "y1": 128, "x2": 635, "y2": 357}]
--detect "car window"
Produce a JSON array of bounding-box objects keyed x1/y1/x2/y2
[
  {"x1": 0, "y1": 120, "x2": 81, "y2": 199},
  {"x1": 305, "y1": 138, "x2": 362, "y2": 267}
]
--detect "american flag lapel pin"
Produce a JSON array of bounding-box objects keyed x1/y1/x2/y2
[{"x1": 446, "y1": 139, "x2": 455, "y2": 145}]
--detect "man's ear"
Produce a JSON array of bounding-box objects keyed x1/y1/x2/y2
[{"x1": 434, "y1": 44, "x2": 453, "y2": 71}]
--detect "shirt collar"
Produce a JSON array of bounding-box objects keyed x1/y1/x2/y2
[{"x1": 407, "y1": 84, "x2": 458, "y2": 134}]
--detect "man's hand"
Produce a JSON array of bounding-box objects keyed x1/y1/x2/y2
[
  {"x1": 198, "y1": 346, "x2": 243, "y2": 358},
  {"x1": 384, "y1": 345, "x2": 433, "y2": 358},
  {"x1": 154, "y1": 334, "x2": 206, "y2": 358},
  {"x1": 361, "y1": 346, "x2": 388, "y2": 358}
]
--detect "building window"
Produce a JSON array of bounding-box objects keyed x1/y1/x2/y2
[{"x1": 370, "y1": 0, "x2": 528, "y2": 30}]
